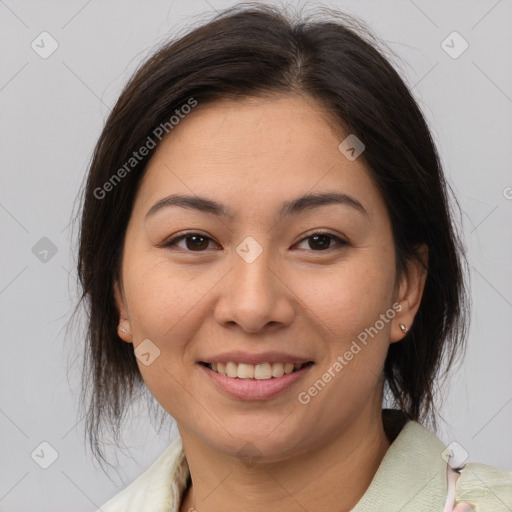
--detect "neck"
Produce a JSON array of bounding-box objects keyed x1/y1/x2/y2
[{"x1": 179, "y1": 408, "x2": 392, "y2": 512}]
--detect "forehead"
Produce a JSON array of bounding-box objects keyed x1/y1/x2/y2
[
  {"x1": 132, "y1": 94, "x2": 386, "y2": 222},
  {"x1": 163, "y1": 94, "x2": 345, "y2": 158}
]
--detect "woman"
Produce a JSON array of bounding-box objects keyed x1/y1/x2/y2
[{"x1": 75, "y1": 3, "x2": 512, "y2": 511}]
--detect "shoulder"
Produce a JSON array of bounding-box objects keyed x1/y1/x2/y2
[
  {"x1": 97, "y1": 437, "x2": 189, "y2": 512},
  {"x1": 388, "y1": 416, "x2": 512, "y2": 510},
  {"x1": 352, "y1": 414, "x2": 512, "y2": 512},
  {"x1": 455, "y1": 462, "x2": 512, "y2": 511}
]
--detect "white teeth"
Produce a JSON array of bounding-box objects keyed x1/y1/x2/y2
[
  {"x1": 226, "y1": 361, "x2": 238, "y2": 378},
  {"x1": 271, "y1": 362, "x2": 284, "y2": 378},
  {"x1": 254, "y1": 363, "x2": 272, "y2": 380},
  {"x1": 237, "y1": 363, "x2": 254, "y2": 379},
  {"x1": 284, "y1": 363, "x2": 295, "y2": 374},
  {"x1": 207, "y1": 361, "x2": 309, "y2": 380}
]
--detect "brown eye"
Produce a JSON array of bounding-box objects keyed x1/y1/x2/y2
[
  {"x1": 162, "y1": 233, "x2": 216, "y2": 251},
  {"x1": 296, "y1": 232, "x2": 347, "y2": 251},
  {"x1": 161, "y1": 231, "x2": 347, "y2": 253},
  {"x1": 184, "y1": 235, "x2": 210, "y2": 251},
  {"x1": 308, "y1": 234, "x2": 332, "y2": 250}
]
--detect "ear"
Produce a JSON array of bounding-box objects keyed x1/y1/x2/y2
[
  {"x1": 114, "y1": 280, "x2": 133, "y2": 344},
  {"x1": 390, "y1": 244, "x2": 428, "y2": 343}
]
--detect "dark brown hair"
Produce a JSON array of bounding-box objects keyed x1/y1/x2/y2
[{"x1": 73, "y1": 2, "x2": 468, "y2": 468}]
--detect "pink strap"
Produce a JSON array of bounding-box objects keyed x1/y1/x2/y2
[
  {"x1": 444, "y1": 464, "x2": 474, "y2": 511},
  {"x1": 443, "y1": 464, "x2": 461, "y2": 511}
]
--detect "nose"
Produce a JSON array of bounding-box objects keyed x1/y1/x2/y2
[{"x1": 212, "y1": 241, "x2": 295, "y2": 333}]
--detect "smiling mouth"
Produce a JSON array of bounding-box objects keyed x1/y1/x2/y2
[{"x1": 200, "y1": 361, "x2": 314, "y2": 380}]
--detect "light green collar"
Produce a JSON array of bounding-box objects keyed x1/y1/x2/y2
[
  {"x1": 99, "y1": 414, "x2": 451, "y2": 511},
  {"x1": 351, "y1": 420, "x2": 448, "y2": 511}
]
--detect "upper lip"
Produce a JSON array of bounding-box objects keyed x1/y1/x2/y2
[{"x1": 199, "y1": 351, "x2": 314, "y2": 366}]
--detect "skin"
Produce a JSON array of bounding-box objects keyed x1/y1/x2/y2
[{"x1": 115, "y1": 93, "x2": 429, "y2": 512}]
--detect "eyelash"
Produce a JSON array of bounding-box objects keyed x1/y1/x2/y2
[{"x1": 160, "y1": 231, "x2": 348, "y2": 253}]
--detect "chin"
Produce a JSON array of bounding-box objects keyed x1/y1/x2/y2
[{"x1": 205, "y1": 422, "x2": 308, "y2": 462}]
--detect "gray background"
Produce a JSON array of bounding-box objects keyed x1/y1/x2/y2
[{"x1": 1, "y1": 0, "x2": 511, "y2": 510}]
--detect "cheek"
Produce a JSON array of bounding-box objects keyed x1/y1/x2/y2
[
  {"x1": 121, "y1": 258, "x2": 206, "y2": 416},
  {"x1": 291, "y1": 252, "x2": 396, "y2": 342},
  {"x1": 122, "y1": 254, "x2": 209, "y2": 340},
  {"x1": 293, "y1": 260, "x2": 394, "y2": 425}
]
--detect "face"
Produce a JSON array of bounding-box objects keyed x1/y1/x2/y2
[{"x1": 115, "y1": 94, "x2": 422, "y2": 462}]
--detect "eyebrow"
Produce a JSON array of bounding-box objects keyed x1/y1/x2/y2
[{"x1": 145, "y1": 191, "x2": 368, "y2": 221}]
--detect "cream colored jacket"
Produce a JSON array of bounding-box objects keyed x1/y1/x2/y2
[{"x1": 97, "y1": 420, "x2": 512, "y2": 511}]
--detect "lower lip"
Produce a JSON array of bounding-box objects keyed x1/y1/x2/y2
[{"x1": 199, "y1": 363, "x2": 314, "y2": 401}]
